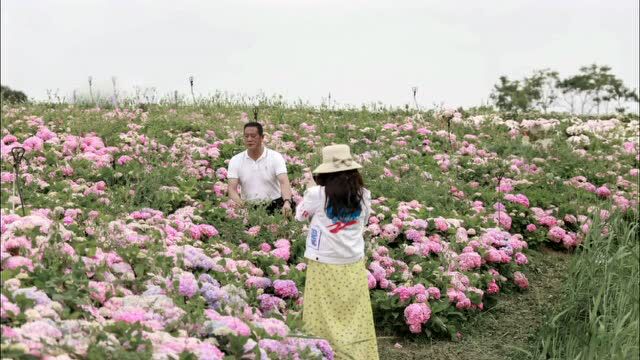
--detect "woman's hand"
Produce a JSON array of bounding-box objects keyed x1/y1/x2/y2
[{"x1": 304, "y1": 174, "x2": 317, "y2": 189}]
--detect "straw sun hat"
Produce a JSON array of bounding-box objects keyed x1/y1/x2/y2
[{"x1": 312, "y1": 144, "x2": 362, "y2": 174}]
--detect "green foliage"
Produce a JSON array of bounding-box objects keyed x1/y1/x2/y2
[
  {"x1": 491, "y1": 64, "x2": 639, "y2": 115},
  {"x1": 86, "y1": 322, "x2": 154, "y2": 359},
  {"x1": 1, "y1": 85, "x2": 28, "y2": 104},
  {"x1": 29, "y1": 223, "x2": 92, "y2": 316},
  {"x1": 490, "y1": 71, "x2": 558, "y2": 114},
  {"x1": 527, "y1": 214, "x2": 640, "y2": 359}
]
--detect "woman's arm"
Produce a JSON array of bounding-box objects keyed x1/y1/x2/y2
[{"x1": 295, "y1": 185, "x2": 321, "y2": 222}]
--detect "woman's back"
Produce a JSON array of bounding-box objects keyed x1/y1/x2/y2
[{"x1": 296, "y1": 185, "x2": 371, "y2": 264}]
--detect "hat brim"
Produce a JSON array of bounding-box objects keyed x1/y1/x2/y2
[{"x1": 312, "y1": 162, "x2": 362, "y2": 174}]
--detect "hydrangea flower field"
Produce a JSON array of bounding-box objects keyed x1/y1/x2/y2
[{"x1": 1, "y1": 104, "x2": 638, "y2": 359}]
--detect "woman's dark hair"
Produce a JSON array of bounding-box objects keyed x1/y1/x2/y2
[
  {"x1": 244, "y1": 122, "x2": 264, "y2": 136},
  {"x1": 314, "y1": 169, "x2": 364, "y2": 221}
]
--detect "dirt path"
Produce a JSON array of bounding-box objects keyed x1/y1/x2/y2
[{"x1": 376, "y1": 248, "x2": 571, "y2": 360}]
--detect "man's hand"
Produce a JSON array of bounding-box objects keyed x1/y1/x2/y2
[
  {"x1": 228, "y1": 178, "x2": 245, "y2": 207},
  {"x1": 282, "y1": 201, "x2": 292, "y2": 217}
]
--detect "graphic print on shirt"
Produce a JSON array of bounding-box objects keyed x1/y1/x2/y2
[
  {"x1": 309, "y1": 225, "x2": 322, "y2": 250},
  {"x1": 327, "y1": 220, "x2": 358, "y2": 233},
  {"x1": 325, "y1": 204, "x2": 361, "y2": 234}
]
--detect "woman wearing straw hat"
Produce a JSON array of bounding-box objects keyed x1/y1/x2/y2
[{"x1": 295, "y1": 144, "x2": 379, "y2": 360}]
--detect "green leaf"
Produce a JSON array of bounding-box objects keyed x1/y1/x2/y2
[
  {"x1": 1, "y1": 269, "x2": 18, "y2": 282},
  {"x1": 87, "y1": 246, "x2": 97, "y2": 257},
  {"x1": 134, "y1": 264, "x2": 146, "y2": 278}
]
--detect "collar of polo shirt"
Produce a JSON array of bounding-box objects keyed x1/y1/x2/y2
[{"x1": 244, "y1": 147, "x2": 268, "y2": 161}]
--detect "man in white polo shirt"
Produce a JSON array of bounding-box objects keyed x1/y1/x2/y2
[{"x1": 227, "y1": 122, "x2": 294, "y2": 216}]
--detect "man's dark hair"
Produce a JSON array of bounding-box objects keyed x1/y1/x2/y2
[{"x1": 244, "y1": 122, "x2": 264, "y2": 137}]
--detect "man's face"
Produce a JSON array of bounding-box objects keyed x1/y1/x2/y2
[{"x1": 243, "y1": 126, "x2": 263, "y2": 151}]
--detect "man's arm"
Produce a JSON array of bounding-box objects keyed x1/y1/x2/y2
[
  {"x1": 277, "y1": 173, "x2": 293, "y2": 201},
  {"x1": 277, "y1": 173, "x2": 293, "y2": 216},
  {"x1": 228, "y1": 178, "x2": 244, "y2": 206}
]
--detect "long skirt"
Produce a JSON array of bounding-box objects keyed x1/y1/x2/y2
[{"x1": 302, "y1": 259, "x2": 379, "y2": 360}]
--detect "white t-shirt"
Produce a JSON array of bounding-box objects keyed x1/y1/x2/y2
[
  {"x1": 295, "y1": 185, "x2": 371, "y2": 264},
  {"x1": 227, "y1": 147, "x2": 287, "y2": 202}
]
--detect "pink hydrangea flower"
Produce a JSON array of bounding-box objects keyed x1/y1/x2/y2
[
  {"x1": 405, "y1": 229, "x2": 422, "y2": 242},
  {"x1": 0, "y1": 294, "x2": 20, "y2": 319},
  {"x1": 271, "y1": 247, "x2": 290, "y2": 261},
  {"x1": 4, "y1": 256, "x2": 34, "y2": 271},
  {"x1": 434, "y1": 217, "x2": 449, "y2": 232},
  {"x1": 513, "y1": 272, "x2": 529, "y2": 289},
  {"x1": 455, "y1": 297, "x2": 472, "y2": 310},
  {"x1": 253, "y1": 317, "x2": 289, "y2": 337},
  {"x1": 246, "y1": 276, "x2": 272, "y2": 289},
  {"x1": 206, "y1": 314, "x2": 251, "y2": 337},
  {"x1": 547, "y1": 226, "x2": 567, "y2": 243},
  {"x1": 487, "y1": 280, "x2": 500, "y2": 295},
  {"x1": 113, "y1": 309, "x2": 147, "y2": 324},
  {"x1": 1, "y1": 134, "x2": 17, "y2": 144},
  {"x1": 504, "y1": 193, "x2": 530, "y2": 207},
  {"x1": 595, "y1": 186, "x2": 611, "y2": 199},
  {"x1": 458, "y1": 252, "x2": 482, "y2": 271},
  {"x1": 23, "y1": 136, "x2": 44, "y2": 152},
  {"x1": 189, "y1": 226, "x2": 203, "y2": 240},
  {"x1": 392, "y1": 287, "x2": 414, "y2": 302},
  {"x1": 199, "y1": 224, "x2": 219, "y2": 238},
  {"x1": 274, "y1": 239, "x2": 290, "y2": 249},
  {"x1": 245, "y1": 226, "x2": 261, "y2": 237},
  {"x1": 238, "y1": 243, "x2": 250, "y2": 253},
  {"x1": 117, "y1": 155, "x2": 133, "y2": 165},
  {"x1": 381, "y1": 224, "x2": 400, "y2": 240},
  {"x1": 496, "y1": 179, "x2": 513, "y2": 193},
  {"x1": 404, "y1": 245, "x2": 417, "y2": 256},
  {"x1": 178, "y1": 273, "x2": 198, "y2": 298},
  {"x1": 515, "y1": 253, "x2": 528, "y2": 265},
  {"x1": 486, "y1": 249, "x2": 503, "y2": 263},
  {"x1": 493, "y1": 212, "x2": 512, "y2": 230},
  {"x1": 539, "y1": 215, "x2": 557, "y2": 227},
  {"x1": 427, "y1": 287, "x2": 441, "y2": 300},
  {"x1": 404, "y1": 302, "x2": 432, "y2": 333},
  {"x1": 260, "y1": 243, "x2": 272, "y2": 252},
  {"x1": 562, "y1": 233, "x2": 578, "y2": 249},
  {"x1": 273, "y1": 280, "x2": 298, "y2": 298},
  {"x1": 622, "y1": 141, "x2": 637, "y2": 154},
  {"x1": 0, "y1": 172, "x2": 15, "y2": 184},
  {"x1": 367, "y1": 272, "x2": 377, "y2": 289}
]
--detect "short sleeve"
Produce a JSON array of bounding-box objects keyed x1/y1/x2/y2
[
  {"x1": 227, "y1": 157, "x2": 239, "y2": 179},
  {"x1": 295, "y1": 186, "x2": 323, "y2": 222},
  {"x1": 273, "y1": 152, "x2": 287, "y2": 176}
]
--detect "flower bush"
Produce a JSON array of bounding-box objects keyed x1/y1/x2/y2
[{"x1": 0, "y1": 104, "x2": 637, "y2": 358}]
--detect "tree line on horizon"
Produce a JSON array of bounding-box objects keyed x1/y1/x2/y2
[
  {"x1": 2, "y1": 64, "x2": 639, "y2": 117},
  {"x1": 490, "y1": 64, "x2": 639, "y2": 115}
]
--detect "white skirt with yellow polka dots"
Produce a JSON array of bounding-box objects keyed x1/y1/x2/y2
[{"x1": 303, "y1": 259, "x2": 379, "y2": 360}]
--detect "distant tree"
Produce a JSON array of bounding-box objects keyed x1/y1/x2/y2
[
  {"x1": 492, "y1": 64, "x2": 638, "y2": 115},
  {"x1": 526, "y1": 69, "x2": 560, "y2": 113},
  {"x1": 0, "y1": 85, "x2": 28, "y2": 104},
  {"x1": 600, "y1": 77, "x2": 639, "y2": 114},
  {"x1": 559, "y1": 64, "x2": 618, "y2": 115},
  {"x1": 490, "y1": 76, "x2": 532, "y2": 113},
  {"x1": 490, "y1": 70, "x2": 558, "y2": 113}
]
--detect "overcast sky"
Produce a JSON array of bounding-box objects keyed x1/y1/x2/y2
[{"x1": 2, "y1": 0, "x2": 638, "y2": 108}]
